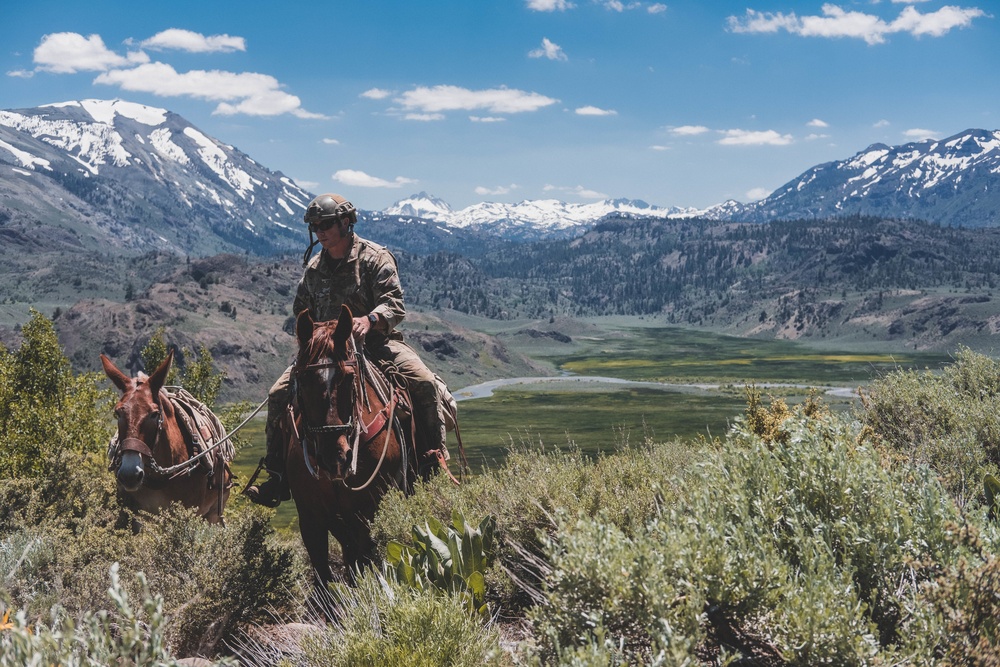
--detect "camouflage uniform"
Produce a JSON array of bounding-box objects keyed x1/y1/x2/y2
[{"x1": 265, "y1": 234, "x2": 447, "y2": 471}]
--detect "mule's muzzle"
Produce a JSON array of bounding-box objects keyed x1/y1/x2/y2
[{"x1": 117, "y1": 450, "x2": 146, "y2": 492}]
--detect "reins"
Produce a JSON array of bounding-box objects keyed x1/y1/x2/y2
[{"x1": 292, "y1": 336, "x2": 405, "y2": 491}]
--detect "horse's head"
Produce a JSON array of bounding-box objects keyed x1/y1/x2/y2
[
  {"x1": 293, "y1": 306, "x2": 359, "y2": 480},
  {"x1": 101, "y1": 351, "x2": 173, "y2": 492}
]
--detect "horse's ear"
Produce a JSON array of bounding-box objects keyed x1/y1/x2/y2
[
  {"x1": 101, "y1": 353, "x2": 130, "y2": 393},
  {"x1": 296, "y1": 309, "x2": 315, "y2": 350},
  {"x1": 333, "y1": 305, "x2": 353, "y2": 349},
  {"x1": 149, "y1": 349, "x2": 173, "y2": 398}
]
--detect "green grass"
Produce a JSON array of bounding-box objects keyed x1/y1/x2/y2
[{"x1": 548, "y1": 326, "x2": 954, "y2": 384}]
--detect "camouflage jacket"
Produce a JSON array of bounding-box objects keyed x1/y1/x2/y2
[{"x1": 293, "y1": 235, "x2": 405, "y2": 343}]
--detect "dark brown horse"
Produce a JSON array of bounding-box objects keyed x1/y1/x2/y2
[
  {"x1": 101, "y1": 351, "x2": 232, "y2": 524},
  {"x1": 285, "y1": 306, "x2": 414, "y2": 585}
]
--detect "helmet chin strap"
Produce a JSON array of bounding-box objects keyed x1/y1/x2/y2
[{"x1": 302, "y1": 228, "x2": 318, "y2": 267}]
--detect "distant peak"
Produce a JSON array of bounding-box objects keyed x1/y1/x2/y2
[{"x1": 42, "y1": 99, "x2": 168, "y2": 126}]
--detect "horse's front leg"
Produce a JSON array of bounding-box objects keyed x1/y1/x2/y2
[
  {"x1": 332, "y1": 515, "x2": 377, "y2": 586},
  {"x1": 297, "y1": 512, "x2": 333, "y2": 586}
]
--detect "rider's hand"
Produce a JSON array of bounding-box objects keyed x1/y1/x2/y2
[{"x1": 351, "y1": 316, "x2": 372, "y2": 339}]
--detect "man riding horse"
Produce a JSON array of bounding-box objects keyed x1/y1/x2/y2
[{"x1": 246, "y1": 193, "x2": 449, "y2": 507}]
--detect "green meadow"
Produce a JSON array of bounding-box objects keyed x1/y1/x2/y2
[{"x1": 230, "y1": 323, "x2": 955, "y2": 530}]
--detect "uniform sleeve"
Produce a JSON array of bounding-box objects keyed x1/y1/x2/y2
[
  {"x1": 292, "y1": 276, "x2": 311, "y2": 319},
  {"x1": 370, "y1": 250, "x2": 405, "y2": 333}
]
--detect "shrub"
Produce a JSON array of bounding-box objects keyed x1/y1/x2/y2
[
  {"x1": 0, "y1": 563, "x2": 233, "y2": 666},
  {"x1": 371, "y1": 435, "x2": 700, "y2": 615},
  {"x1": 1, "y1": 502, "x2": 305, "y2": 658},
  {"x1": 0, "y1": 310, "x2": 114, "y2": 481},
  {"x1": 859, "y1": 346, "x2": 1000, "y2": 504},
  {"x1": 297, "y1": 572, "x2": 511, "y2": 667},
  {"x1": 526, "y1": 403, "x2": 971, "y2": 665}
]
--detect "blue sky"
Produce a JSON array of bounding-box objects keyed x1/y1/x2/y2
[{"x1": 2, "y1": 0, "x2": 996, "y2": 211}]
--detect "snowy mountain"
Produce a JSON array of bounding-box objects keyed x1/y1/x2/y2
[
  {"x1": 0, "y1": 99, "x2": 312, "y2": 254},
  {"x1": 720, "y1": 129, "x2": 1000, "y2": 226},
  {"x1": 382, "y1": 192, "x2": 699, "y2": 240}
]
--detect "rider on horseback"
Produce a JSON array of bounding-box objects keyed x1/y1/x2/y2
[{"x1": 246, "y1": 193, "x2": 449, "y2": 507}]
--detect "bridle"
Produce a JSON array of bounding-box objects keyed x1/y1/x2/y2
[{"x1": 291, "y1": 335, "x2": 400, "y2": 491}]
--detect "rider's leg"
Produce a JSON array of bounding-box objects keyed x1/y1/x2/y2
[
  {"x1": 246, "y1": 366, "x2": 293, "y2": 507},
  {"x1": 379, "y1": 341, "x2": 448, "y2": 477}
]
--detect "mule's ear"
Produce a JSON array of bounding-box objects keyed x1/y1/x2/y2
[
  {"x1": 149, "y1": 349, "x2": 173, "y2": 398},
  {"x1": 100, "y1": 353, "x2": 130, "y2": 393},
  {"x1": 296, "y1": 309, "x2": 315, "y2": 350},
  {"x1": 333, "y1": 305, "x2": 353, "y2": 348}
]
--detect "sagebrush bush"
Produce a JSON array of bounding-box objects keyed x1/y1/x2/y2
[
  {"x1": 2, "y1": 500, "x2": 306, "y2": 658},
  {"x1": 860, "y1": 346, "x2": 1000, "y2": 504},
  {"x1": 526, "y1": 402, "x2": 976, "y2": 665},
  {"x1": 371, "y1": 435, "x2": 700, "y2": 616},
  {"x1": 296, "y1": 572, "x2": 511, "y2": 667},
  {"x1": 0, "y1": 563, "x2": 235, "y2": 666}
]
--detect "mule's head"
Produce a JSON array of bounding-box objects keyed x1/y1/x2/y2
[
  {"x1": 101, "y1": 351, "x2": 172, "y2": 492},
  {"x1": 294, "y1": 306, "x2": 359, "y2": 480}
]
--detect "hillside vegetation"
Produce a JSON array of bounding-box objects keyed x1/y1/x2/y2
[
  {"x1": 2, "y1": 312, "x2": 1000, "y2": 664},
  {"x1": 3, "y1": 214, "x2": 1000, "y2": 404}
]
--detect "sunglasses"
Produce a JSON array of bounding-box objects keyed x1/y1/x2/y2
[{"x1": 310, "y1": 218, "x2": 340, "y2": 233}]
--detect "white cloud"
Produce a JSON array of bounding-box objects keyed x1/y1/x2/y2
[
  {"x1": 361, "y1": 88, "x2": 392, "y2": 100},
  {"x1": 903, "y1": 128, "x2": 939, "y2": 140},
  {"x1": 718, "y1": 129, "x2": 794, "y2": 146},
  {"x1": 805, "y1": 133, "x2": 830, "y2": 140},
  {"x1": 141, "y1": 29, "x2": 245, "y2": 53},
  {"x1": 322, "y1": 138, "x2": 340, "y2": 145},
  {"x1": 94, "y1": 62, "x2": 323, "y2": 118},
  {"x1": 649, "y1": 145, "x2": 671, "y2": 151},
  {"x1": 669, "y1": 125, "x2": 710, "y2": 136},
  {"x1": 571, "y1": 185, "x2": 608, "y2": 199},
  {"x1": 395, "y1": 85, "x2": 558, "y2": 114},
  {"x1": 33, "y1": 32, "x2": 149, "y2": 73},
  {"x1": 7, "y1": 69, "x2": 34, "y2": 78},
  {"x1": 727, "y1": 4, "x2": 986, "y2": 45},
  {"x1": 333, "y1": 169, "x2": 417, "y2": 189},
  {"x1": 807, "y1": 118, "x2": 829, "y2": 128},
  {"x1": 470, "y1": 116, "x2": 507, "y2": 122},
  {"x1": 873, "y1": 119, "x2": 891, "y2": 128},
  {"x1": 475, "y1": 184, "x2": 517, "y2": 196},
  {"x1": 545, "y1": 184, "x2": 609, "y2": 199},
  {"x1": 575, "y1": 106, "x2": 617, "y2": 116},
  {"x1": 600, "y1": 0, "x2": 646, "y2": 10},
  {"x1": 648, "y1": 4, "x2": 667, "y2": 14},
  {"x1": 529, "y1": 37, "x2": 568, "y2": 61},
  {"x1": 526, "y1": 0, "x2": 574, "y2": 10},
  {"x1": 746, "y1": 187, "x2": 771, "y2": 201},
  {"x1": 404, "y1": 113, "x2": 445, "y2": 121}
]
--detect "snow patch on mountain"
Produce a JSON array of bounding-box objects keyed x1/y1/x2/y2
[{"x1": 383, "y1": 192, "x2": 705, "y2": 237}]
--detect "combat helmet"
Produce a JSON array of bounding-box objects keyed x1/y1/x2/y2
[{"x1": 302, "y1": 193, "x2": 357, "y2": 265}]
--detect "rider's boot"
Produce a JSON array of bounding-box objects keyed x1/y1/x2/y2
[
  {"x1": 245, "y1": 418, "x2": 291, "y2": 507},
  {"x1": 417, "y1": 414, "x2": 450, "y2": 482}
]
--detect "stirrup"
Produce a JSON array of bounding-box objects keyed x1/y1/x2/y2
[{"x1": 419, "y1": 449, "x2": 460, "y2": 486}]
